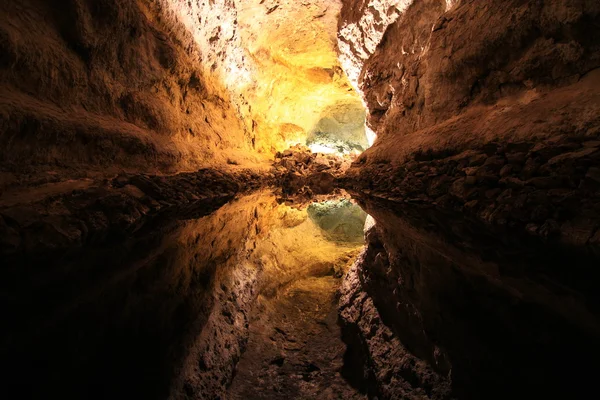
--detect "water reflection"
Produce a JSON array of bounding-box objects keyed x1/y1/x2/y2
[
  {"x1": 0, "y1": 191, "x2": 365, "y2": 399},
  {"x1": 307, "y1": 199, "x2": 367, "y2": 244},
  {"x1": 3, "y1": 187, "x2": 599, "y2": 399},
  {"x1": 349, "y1": 193, "x2": 600, "y2": 399}
]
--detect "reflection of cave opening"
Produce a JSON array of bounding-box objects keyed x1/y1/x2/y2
[
  {"x1": 306, "y1": 101, "x2": 369, "y2": 155},
  {"x1": 307, "y1": 199, "x2": 367, "y2": 243}
]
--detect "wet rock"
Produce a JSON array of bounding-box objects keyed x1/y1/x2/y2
[
  {"x1": 499, "y1": 164, "x2": 513, "y2": 177},
  {"x1": 560, "y1": 219, "x2": 598, "y2": 246},
  {"x1": 520, "y1": 158, "x2": 541, "y2": 179},
  {"x1": 548, "y1": 147, "x2": 598, "y2": 165},
  {"x1": 586, "y1": 167, "x2": 600, "y2": 183},
  {"x1": 309, "y1": 172, "x2": 336, "y2": 195},
  {"x1": 539, "y1": 219, "x2": 561, "y2": 238},
  {"x1": 506, "y1": 152, "x2": 527, "y2": 166},
  {"x1": 527, "y1": 176, "x2": 564, "y2": 189}
]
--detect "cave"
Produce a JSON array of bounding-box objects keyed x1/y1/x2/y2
[{"x1": 1, "y1": 0, "x2": 600, "y2": 399}]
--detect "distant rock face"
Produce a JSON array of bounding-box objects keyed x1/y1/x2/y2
[
  {"x1": 307, "y1": 100, "x2": 368, "y2": 153},
  {"x1": 159, "y1": 0, "x2": 367, "y2": 155}
]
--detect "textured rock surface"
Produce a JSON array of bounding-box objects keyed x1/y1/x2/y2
[
  {"x1": 339, "y1": 196, "x2": 600, "y2": 399},
  {"x1": 355, "y1": 0, "x2": 600, "y2": 137},
  {"x1": 272, "y1": 144, "x2": 356, "y2": 201},
  {"x1": 157, "y1": 0, "x2": 367, "y2": 155},
  {"x1": 343, "y1": 131, "x2": 600, "y2": 248},
  {"x1": 0, "y1": 0, "x2": 256, "y2": 186},
  {"x1": 0, "y1": 168, "x2": 263, "y2": 257},
  {"x1": 337, "y1": 1, "x2": 600, "y2": 398}
]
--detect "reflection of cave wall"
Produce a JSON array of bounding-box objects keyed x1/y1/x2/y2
[
  {"x1": 0, "y1": 190, "x2": 363, "y2": 399},
  {"x1": 341, "y1": 196, "x2": 600, "y2": 399},
  {"x1": 307, "y1": 101, "x2": 368, "y2": 153}
]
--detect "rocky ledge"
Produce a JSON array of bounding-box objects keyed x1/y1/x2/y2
[
  {"x1": 0, "y1": 168, "x2": 263, "y2": 258},
  {"x1": 343, "y1": 133, "x2": 600, "y2": 251},
  {"x1": 272, "y1": 144, "x2": 355, "y2": 201}
]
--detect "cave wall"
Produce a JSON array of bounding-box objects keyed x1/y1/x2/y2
[
  {"x1": 338, "y1": 0, "x2": 600, "y2": 259},
  {"x1": 0, "y1": 0, "x2": 255, "y2": 191},
  {"x1": 153, "y1": 0, "x2": 367, "y2": 155},
  {"x1": 339, "y1": 0, "x2": 600, "y2": 154},
  {"x1": 0, "y1": 0, "x2": 369, "y2": 193},
  {"x1": 337, "y1": 1, "x2": 600, "y2": 398}
]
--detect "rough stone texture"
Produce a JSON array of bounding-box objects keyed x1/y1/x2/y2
[
  {"x1": 339, "y1": 196, "x2": 600, "y2": 399},
  {"x1": 157, "y1": 0, "x2": 366, "y2": 155},
  {"x1": 0, "y1": 168, "x2": 263, "y2": 257},
  {"x1": 357, "y1": 0, "x2": 600, "y2": 136},
  {"x1": 272, "y1": 144, "x2": 356, "y2": 201},
  {"x1": 337, "y1": 1, "x2": 600, "y2": 398},
  {"x1": 338, "y1": 0, "x2": 416, "y2": 90},
  {"x1": 343, "y1": 134, "x2": 600, "y2": 249},
  {"x1": 0, "y1": 0, "x2": 255, "y2": 186}
]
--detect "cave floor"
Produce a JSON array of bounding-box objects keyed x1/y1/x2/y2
[{"x1": 228, "y1": 276, "x2": 367, "y2": 400}]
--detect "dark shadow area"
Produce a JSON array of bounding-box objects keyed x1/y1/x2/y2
[
  {"x1": 343, "y1": 193, "x2": 600, "y2": 399},
  {"x1": 0, "y1": 199, "x2": 241, "y2": 399}
]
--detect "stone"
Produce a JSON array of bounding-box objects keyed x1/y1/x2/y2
[
  {"x1": 464, "y1": 167, "x2": 478, "y2": 176},
  {"x1": 499, "y1": 164, "x2": 513, "y2": 177},
  {"x1": 583, "y1": 141, "x2": 600, "y2": 148},
  {"x1": 586, "y1": 167, "x2": 600, "y2": 183},
  {"x1": 548, "y1": 147, "x2": 598, "y2": 165},
  {"x1": 469, "y1": 154, "x2": 487, "y2": 167},
  {"x1": 525, "y1": 223, "x2": 539, "y2": 234},
  {"x1": 560, "y1": 219, "x2": 598, "y2": 246},
  {"x1": 539, "y1": 219, "x2": 560, "y2": 238},
  {"x1": 465, "y1": 176, "x2": 478, "y2": 186},
  {"x1": 530, "y1": 205, "x2": 550, "y2": 222},
  {"x1": 520, "y1": 159, "x2": 540, "y2": 179},
  {"x1": 527, "y1": 176, "x2": 564, "y2": 189},
  {"x1": 506, "y1": 152, "x2": 527, "y2": 165},
  {"x1": 500, "y1": 177, "x2": 526, "y2": 188},
  {"x1": 483, "y1": 156, "x2": 506, "y2": 172}
]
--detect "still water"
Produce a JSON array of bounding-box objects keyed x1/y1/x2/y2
[{"x1": 2, "y1": 189, "x2": 600, "y2": 399}]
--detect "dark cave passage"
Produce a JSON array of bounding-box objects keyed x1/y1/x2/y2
[{"x1": 2, "y1": 0, "x2": 600, "y2": 399}]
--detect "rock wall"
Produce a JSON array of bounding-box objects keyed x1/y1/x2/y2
[
  {"x1": 337, "y1": 0, "x2": 600, "y2": 398},
  {"x1": 353, "y1": 0, "x2": 600, "y2": 138},
  {"x1": 0, "y1": 0, "x2": 256, "y2": 191}
]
